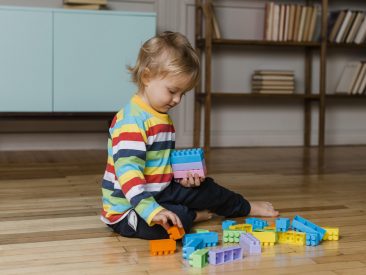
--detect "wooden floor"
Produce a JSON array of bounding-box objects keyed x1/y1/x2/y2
[{"x1": 1, "y1": 146, "x2": 366, "y2": 274}]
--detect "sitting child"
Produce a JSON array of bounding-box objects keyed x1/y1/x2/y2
[{"x1": 101, "y1": 31, "x2": 279, "y2": 240}]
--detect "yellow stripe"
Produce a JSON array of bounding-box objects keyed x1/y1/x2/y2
[
  {"x1": 147, "y1": 206, "x2": 165, "y2": 226},
  {"x1": 118, "y1": 170, "x2": 145, "y2": 185},
  {"x1": 144, "y1": 165, "x2": 172, "y2": 175}
]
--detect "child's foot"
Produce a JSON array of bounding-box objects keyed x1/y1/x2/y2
[
  {"x1": 194, "y1": 210, "x2": 213, "y2": 222},
  {"x1": 249, "y1": 201, "x2": 279, "y2": 217}
]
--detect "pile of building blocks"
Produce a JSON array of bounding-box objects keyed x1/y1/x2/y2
[
  {"x1": 149, "y1": 215, "x2": 339, "y2": 269},
  {"x1": 170, "y1": 148, "x2": 206, "y2": 179}
]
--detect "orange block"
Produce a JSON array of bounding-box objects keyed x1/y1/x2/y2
[
  {"x1": 149, "y1": 239, "x2": 176, "y2": 256},
  {"x1": 167, "y1": 226, "x2": 185, "y2": 240}
]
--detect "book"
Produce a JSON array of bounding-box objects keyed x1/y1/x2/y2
[
  {"x1": 340, "y1": 11, "x2": 357, "y2": 43},
  {"x1": 329, "y1": 10, "x2": 346, "y2": 42},
  {"x1": 63, "y1": 4, "x2": 101, "y2": 10},
  {"x1": 264, "y1": 2, "x2": 274, "y2": 40},
  {"x1": 307, "y1": 5, "x2": 318, "y2": 41},
  {"x1": 302, "y1": 6, "x2": 313, "y2": 42},
  {"x1": 345, "y1": 12, "x2": 365, "y2": 43},
  {"x1": 335, "y1": 61, "x2": 362, "y2": 93},
  {"x1": 272, "y1": 4, "x2": 280, "y2": 41},
  {"x1": 253, "y1": 75, "x2": 294, "y2": 81},
  {"x1": 64, "y1": 0, "x2": 107, "y2": 4},
  {"x1": 350, "y1": 62, "x2": 366, "y2": 94},
  {"x1": 283, "y1": 5, "x2": 290, "y2": 41},
  {"x1": 287, "y1": 5, "x2": 296, "y2": 41},
  {"x1": 357, "y1": 63, "x2": 366, "y2": 94},
  {"x1": 254, "y1": 70, "x2": 294, "y2": 76},
  {"x1": 335, "y1": 10, "x2": 352, "y2": 43},
  {"x1": 297, "y1": 5, "x2": 307, "y2": 41},
  {"x1": 252, "y1": 80, "x2": 294, "y2": 86},
  {"x1": 253, "y1": 86, "x2": 294, "y2": 90},
  {"x1": 354, "y1": 15, "x2": 366, "y2": 44},
  {"x1": 292, "y1": 5, "x2": 302, "y2": 42},
  {"x1": 279, "y1": 4, "x2": 285, "y2": 41},
  {"x1": 253, "y1": 89, "x2": 294, "y2": 94}
]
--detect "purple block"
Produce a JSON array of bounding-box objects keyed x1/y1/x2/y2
[
  {"x1": 208, "y1": 246, "x2": 243, "y2": 265},
  {"x1": 172, "y1": 160, "x2": 207, "y2": 173},
  {"x1": 173, "y1": 169, "x2": 205, "y2": 179},
  {"x1": 239, "y1": 233, "x2": 261, "y2": 256}
]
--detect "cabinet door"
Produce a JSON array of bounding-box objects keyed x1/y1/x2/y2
[
  {"x1": 0, "y1": 8, "x2": 52, "y2": 112},
  {"x1": 53, "y1": 11, "x2": 156, "y2": 112}
]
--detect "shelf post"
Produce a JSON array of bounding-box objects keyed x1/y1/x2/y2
[{"x1": 194, "y1": 0, "x2": 203, "y2": 148}]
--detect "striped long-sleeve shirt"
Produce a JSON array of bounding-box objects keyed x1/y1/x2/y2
[{"x1": 101, "y1": 94, "x2": 175, "y2": 226}]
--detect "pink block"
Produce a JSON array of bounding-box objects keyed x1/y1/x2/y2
[{"x1": 173, "y1": 169, "x2": 205, "y2": 179}]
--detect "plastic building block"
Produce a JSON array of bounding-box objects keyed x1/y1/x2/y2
[
  {"x1": 189, "y1": 248, "x2": 209, "y2": 268},
  {"x1": 278, "y1": 230, "x2": 306, "y2": 245},
  {"x1": 193, "y1": 228, "x2": 210, "y2": 233},
  {"x1": 263, "y1": 225, "x2": 276, "y2": 232},
  {"x1": 183, "y1": 232, "x2": 219, "y2": 247},
  {"x1": 293, "y1": 215, "x2": 326, "y2": 240},
  {"x1": 245, "y1": 218, "x2": 268, "y2": 230},
  {"x1": 223, "y1": 229, "x2": 246, "y2": 243},
  {"x1": 276, "y1": 218, "x2": 290, "y2": 232},
  {"x1": 305, "y1": 232, "x2": 320, "y2": 246},
  {"x1": 208, "y1": 246, "x2": 243, "y2": 265},
  {"x1": 239, "y1": 233, "x2": 261, "y2": 255},
  {"x1": 167, "y1": 225, "x2": 185, "y2": 240},
  {"x1": 182, "y1": 238, "x2": 204, "y2": 259},
  {"x1": 172, "y1": 161, "x2": 206, "y2": 172},
  {"x1": 173, "y1": 169, "x2": 205, "y2": 179},
  {"x1": 170, "y1": 148, "x2": 204, "y2": 164},
  {"x1": 222, "y1": 220, "x2": 237, "y2": 230},
  {"x1": 251, "y1": 231, "x2": 277, "y2": 246},
  {"x1": 229, "y1": 223, "x2": 253, "y2": 233},
  {"x1": 149, "y1": 239, "x2": 176, "y2": 256},
  {"x1": 322, "y1": 227, "x2": 339, "y2": 241}
]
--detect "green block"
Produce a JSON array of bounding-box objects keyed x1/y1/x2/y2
[{"x1": 188, "y1": 248, "x2": 209, "y2": 268}]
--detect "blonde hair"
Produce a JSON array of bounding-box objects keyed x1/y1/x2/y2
[{"x1": 128, "y1": 31, "x2": 200, "y2": 92}]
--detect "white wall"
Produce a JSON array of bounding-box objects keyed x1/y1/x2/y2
[{"x1": 0, "y1": 0, "x2": 365, "y2": 151}]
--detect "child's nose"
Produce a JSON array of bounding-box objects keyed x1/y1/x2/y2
[{"x1": 173, "y1": 95, "x2": 181, "y2": 104}]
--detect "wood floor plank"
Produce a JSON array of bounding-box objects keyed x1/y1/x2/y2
[{"x1": 0, "y1": 147, "x2": 365, "y2": 274}]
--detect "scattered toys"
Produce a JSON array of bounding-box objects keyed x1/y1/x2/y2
[
  {"x1": 208, "y1": 246, "x2": 243, "y2": 265},
  {"x1": 149, "y1": 239, "x2": 176, "y2": 256},
  {"x1": 167, "y1": 225, "x2": 185, "y2": 240},
  {"x1": 322, "y1": 227, "x2": 339, "y2": 241},
  {"x1": 239, "y1": 233, "x2": 261, "y2": 256}
]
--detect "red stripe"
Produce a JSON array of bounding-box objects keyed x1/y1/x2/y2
[
  {"x1": 146, "y1": 124, "x2": 175, "y2": 137},
  {"x1": 122, "y1": 177, "x2": 146, "y2": 194},
  {"x1": 101, "y1": 210, "x2": 124, "y2": 223},
  {"x1": 145, "y1": 173, "x2": 173, "y2": 183},
  {"x1": 112, "y1": 132, "x2": 144, "y2": 146},
  {"x1": 106, "y1": 163, "x2": 115, "y2": 175},
  {"x1": 110, "y1": 115, "x2": 118, "y2": 128}
]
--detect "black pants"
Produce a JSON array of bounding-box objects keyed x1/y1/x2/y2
[{"x1": 108, "y1": 177, "x2": 251, "y2": 240}]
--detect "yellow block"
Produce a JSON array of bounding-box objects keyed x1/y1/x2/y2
[
  {"x1": 278, "y1": 230, "x2": 306, "y2": 245},
  {"x1": 322, "y1": 227, "x2": 339, "y2": 241},
  {"x1": 251, "y1": 231, "x2": 277, "y2": 246},
  {"x1": 229, "y1": 223, "x2": 253, "y2": 233}
]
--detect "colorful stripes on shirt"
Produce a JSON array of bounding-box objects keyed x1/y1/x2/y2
[{"x1": 101, "y1": 94, "x2": 175, "y2": 226}]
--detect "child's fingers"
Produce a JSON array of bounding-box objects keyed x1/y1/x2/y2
[
  {"x1": 187, "y1": 173, "x2": 195, "y2": 187},
  {"x1": 194, "y1": 173, "x2": 200, "y2": 186}
]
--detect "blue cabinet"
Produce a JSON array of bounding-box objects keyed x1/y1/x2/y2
[
  {"x1": 0, "y1": 8, "x2": 53, "y2": 112},
  {"x1": 54, "y1": 10, "x2": 155, "y2": 112},
  {"x1": 0, "y1": 7, "x2": 156, "y2": 113}
]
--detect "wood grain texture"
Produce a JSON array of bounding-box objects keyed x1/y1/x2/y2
[{"x1": 0, "y1": 146, "x2": 365, "y2": 274}]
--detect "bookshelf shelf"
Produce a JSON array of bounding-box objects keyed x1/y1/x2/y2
[
  {"x1": 194, "y1": 0, "x2": 365, "y2": 151},
  {"x1": 198, "y1": 93, "x2": 319, "y2": 100},
  {"x1": 197, "y1": 38, "x2": 321, "y2": 48}
]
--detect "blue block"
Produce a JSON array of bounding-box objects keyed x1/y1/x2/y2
[
  {"x1": 245, "y1": 218, "x2": 268, "y2": 230},
  {"x1": 293, "y1": 215, "x2": 326, "y2": 240},
  {"x1": 222, "y1": 220, "x2": 237, "y2": 230},
  {"x1": 170, "y1": 148, "x2": 204, "y2": 164},
  {"x1": 276, "y1": 218, "x2": 290, "y2": 232},
  {"x1": 305, "y1": 232, "x2": 320, "y2": 246},
  {"x1": 182, "y1": 238, "x2": 204, "y2": 259},
  {"x1": 183, "y1": 232, "x2": 218, "y2": 247}
]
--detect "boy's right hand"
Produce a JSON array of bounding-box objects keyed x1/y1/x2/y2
[{"x1": 152, "y1": 209, "x2": 183, "y2": 230}]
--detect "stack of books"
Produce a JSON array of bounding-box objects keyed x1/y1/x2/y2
[
  {"x1": 264, "y1": 2, "x2": 321, "y2": 42},
  {"x1": 335, "y1": 61, "x2": 366, "y2": 95},
  {"x1": 63, "y1": 0, "x2": 107, "y2": 10},
  {"x1": 328, "y1": 10, "x2": 366, "y2": 44},
  {"x1": 252, "y1": 70, "x2": 295, "y2": 94}
]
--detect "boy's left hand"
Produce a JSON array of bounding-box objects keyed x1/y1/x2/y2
[{"x1": 179, "y1": 172, "x2": 205, "y2": 188}]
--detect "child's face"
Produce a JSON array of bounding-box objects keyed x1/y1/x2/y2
[{"x1": 141, "y1": 73, "x2": 191, "y2": 113}]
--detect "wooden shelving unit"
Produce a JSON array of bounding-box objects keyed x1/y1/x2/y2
[{"x1": 193, "y1": 0, "x2": 366, "y2": 151}]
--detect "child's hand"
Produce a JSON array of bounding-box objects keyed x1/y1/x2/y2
[
  {"x1": 179, "y1": 172, "x2": 205, "y2": 188},
  {"x1": 152, "y1": 209, "x2": 183, "y2": 230}
]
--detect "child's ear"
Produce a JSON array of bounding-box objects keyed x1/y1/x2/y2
[{"x1": 141, "y1": 68, "x2": 151, "y2": 87}]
